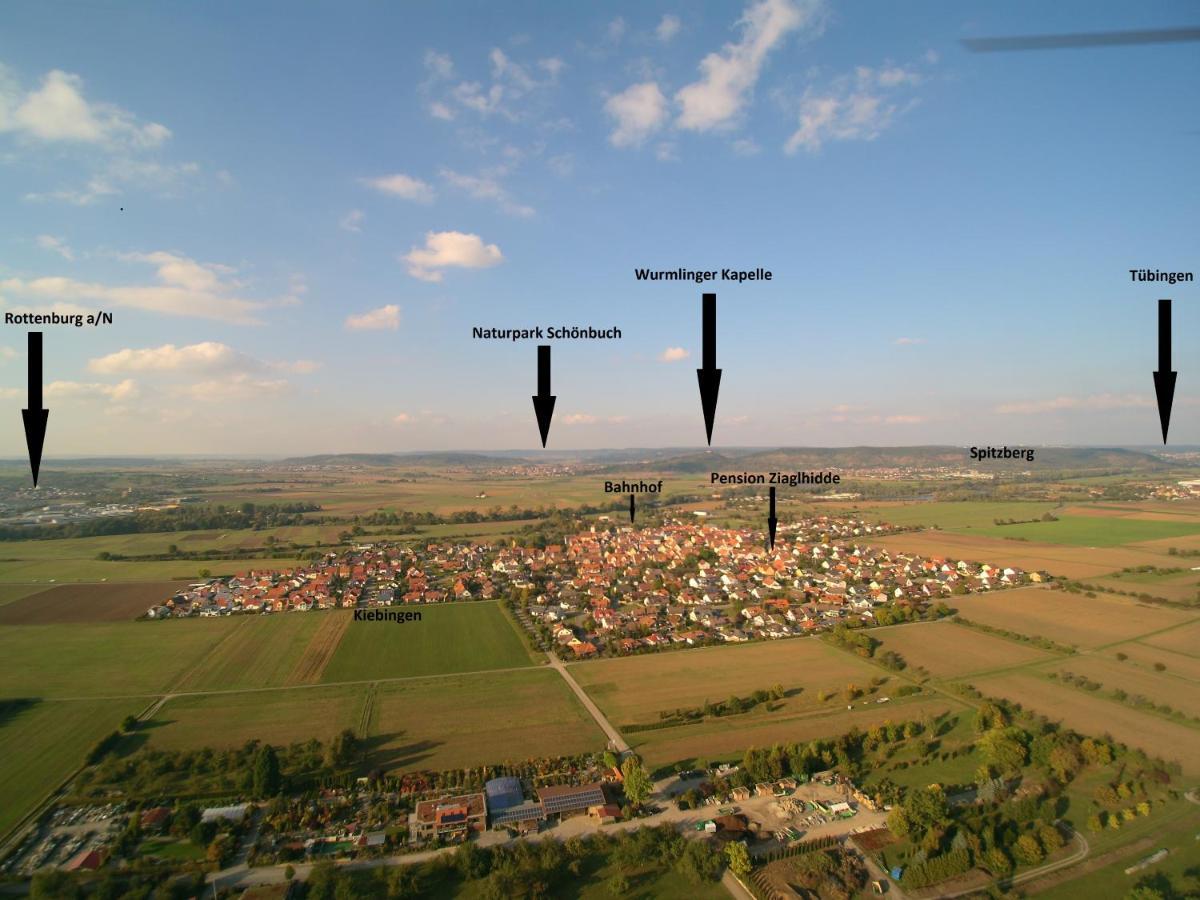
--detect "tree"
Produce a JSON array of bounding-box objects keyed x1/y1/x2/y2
[
  {"x1": 31, "y1": 871, "x2": 82, "y2": 900},
  {"x1": 120, "y1": 714, "x2": 139, "y2": 733},
  {"x1": 622, "y1": 756, "x2": 653, "y2": 807},
  {"x1": 1014, "y1": 833, "x2": 1044, "y2": 865},
  {"x1": 607, "y1": 874, "x2": 630, "y2": 895},
  {"x1": 284, "y1": 865, "x2": 295, "y2": 882},
  {"x1": 253, "y1": 744, "x2": 282, "y2": 798},
  {"x1": 982, "y1": 847, "x2": 1012, "y2": 876},
  {"x1": 725, "y1": 841, "x2": 752, "y2": 877}
]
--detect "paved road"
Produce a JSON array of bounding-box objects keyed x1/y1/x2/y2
[{"x1": 545, "y1": 652, "x2": 630, "y2": 754}]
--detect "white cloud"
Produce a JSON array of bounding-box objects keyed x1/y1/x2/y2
[
  {"x1": 427, "y1": 47, "x2": 562, "y2": 121},
  {"x1": 45, "y1": 378, "x2": 138, "y2": 402},
  {"x1": 362, "y1": 173, "x2": 435, "y2": 203},
  {"x1": 605, "y1": 81, "x2": 668, "y2": 147},
  {"x1": 185, "y1": 373, "x2": 289, "y2": 403},
  {"x1": 995, "y1": 394, "x2": 1152, "y2": 415},
  {"x1": 675, "y1": 0, "x2": 819, "y2": 132},
  {"x1": 339, "y1": 209, "x2": 364, "y2": 233},
  {"x1": 657, "y1": 14, "x2": 682, "y2": 42},
  {"x1": 25, "y1": 158, "x2": 202, "y2": 206},
  {"x1": 563, "y1": 413, "x2": 599, "y2": 425},
  {"x1": 607, "y1": 17, "x2": 627, "y2": 42},
  {"x1": 440, "y1": 168, "x2": 534, "y2": 217},
  {"x1": 893, "y1": 336, "x2": 924, "y2": 346},
  {"x1": 401, "y1": 231, "x2": 503, "y2": 282},
  {"x1": 36, "y1": 234, "x2": 74, "y2": 260},
  {"x1": 0, "y1": 251, "x2": 299, "y2": 324},
  {"x1": 85, "y1": 341, "x2": 316, "y2": 376},
  {"x1": 344, "y1": 304, "x2": 401, "y2": 331},
  {"x1": 0, "y1": 67, "x2": 169, "y2": 148},
  {"x1": 784, "y1": 60, "x2": 925, "y2": 154},
  {"x1": 0, "y1": 346, "x2": 17, "y2": 363},
  {"x1": 883, "y1": 415, "x2": 926, "y2": 425},
  {"x1": 547, "y1": 153, "x2": 574, "y2": 177},
  {"x1": 660, "y1": 346, "x2": 690, "y2": 362},
  {"x1": 655, "y1": 142, "x2": 679, "y2": 162},
  {"x1": 731, "y1": 138, "x2": 761, "y2": 156}
]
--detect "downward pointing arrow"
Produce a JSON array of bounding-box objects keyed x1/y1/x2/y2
[
  {"x1": 22, "y1": 332, "x2": 48, "y2": 487},
  {"x1": 630, "y1": 494, "x2": 636, "y2": 524},
  {"x1": 767, "y1": 486, "x2": 778, "y2": 551},
  {"x1": 1154, "y1": 299, "x2": 1177, "y2": 444},
  {"x1": 532, "y1": 344, "x2": 556, "y2": 448},
  {"x1": 696, "y1": 293, "x2": 721, "y2": 445}
]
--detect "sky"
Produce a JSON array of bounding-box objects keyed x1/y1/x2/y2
[{"x1": 0, "y1": 0, "x2": 1198, "y2": 456}]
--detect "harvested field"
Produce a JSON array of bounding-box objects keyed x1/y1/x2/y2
[
  {"x1": 953, "y1": 586, "x2": 1198, "y2": 650},
  {"x1": 367, "y1": 669, "x2": 605, "y2": 773},
  {"x1": 874, "y1": 620, "x2": 1055, "y2": 678},
  {"x1": 0, "y1": 581, "x2": 185, "y2": 624},
  {"x1": 146, "y1": 684, "x2": 368, "y2": 750},
  {"x1": 871, "y1": 531, "x2": 1171, "y2": 580},
  {"x1": 0, "y1": 584, "x2": 51, "y2": 609},
  {"x1": 1140, "y1": 620, "x2": 1200, "y2": 659},
  {"x1": 287, "y1": 611, "x2": 352, "y2": 684},
  {"x1": 972, "y1": 672, "x2": 1200, "y2": 775},
  {"x1": 1107, "y1": 643, "x2": 1200, "y2": 681},
  {"x1": 633, "y1": 696, "x2": 963, "y2": 769},
  {"x1": 172, "y1": 613, "x2": 325, "y2": 691},
  {"x1": 569, "y1": 637, "x2": 880, "y2": 726},
  {"x1": 1049, "y1": 657, "x2": 1200, "y2": 718}
]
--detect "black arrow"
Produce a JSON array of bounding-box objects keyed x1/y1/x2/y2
[
  {"x1": 629, "y1": 494, "x2": 636, "y2": 524},
  {"x1": 1154, "y1": 299, "x2": 1177, "y2": 445},
  {"x1": 696, "y1": 292, "x2": 721, "y2": 445},
  {"x1": 767, "y1": 486, "x2": 778, "y2": 551},
  {"x1": 22, "y1": 331, "x2": 48, "y2": 487},
  {"x1": 532, "y1": 344, "x2": 556, "y2": 448}
]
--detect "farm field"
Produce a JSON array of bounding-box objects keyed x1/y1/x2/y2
[
  {"x1": 568, "y1": 637, "x2": 880, "y2": 726},
  {"x1": 171, "y1": 612, "x2": 327, "y2": 691},
  {"x1": 0, "y1": 698, "x2": 146, "y2": 839},
  {"x1": 145, "y1": 684, "x2": 367, "y2": 751},
  {"x1": 973, "y1": 516, "x2": 1200, "y2": 546},
  {"x1": 1048, "y1": 656, "x2": 1200, "y2": 718},
  {"x1": 0, "y1": 620, "x2": 236, "y2": 699},
  {"x1": 632, "y1": 695, "x2": 964, "y2": 770},
  {"x1": 1112, "y1": 643, "x2": 1200, "y2": 680},
  {"x1": 367, "y1": 669, "x2": 606, "y2": 773},
  {"x1": 971, "y1": 672, "x2": 1200, "y2": 774},
  {"x1": 0, "y1": 584, "x2": 50, "y2": 608},
  {"x1": 0, "y1": 556, "x2": 274, "y2": 584},
  {"x1": 0, "y1": 581, "x2": 185, "y2": 624},
  {"x1": 849, "y1": 501, "x2": 1062, "y2": 531},
  {"x1": 1140, "y1": 618, "x2": 1200, "y2": 658},
  {"x1": 873, "y1": 620, "x2": 1056, "y2": 678},
  {"x1": 870, "y1": 531, "x2": 1171, "y2": 579},
  {"x1": 953, "y1": 586, "x2": 1198, "y2": 649},
  {"x1": 320, "y1": 601, "x2": 538, "y2": 683}
]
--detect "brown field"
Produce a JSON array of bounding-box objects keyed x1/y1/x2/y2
[
  {"x1": 871, "y1": 532, "x2": 1170, "y2": 579},
  {"x1": 1089, "y1": 576, "x2": 1200, "y2": 604},
  {"x1": 0, "y1": 584, "x2": 51, "y2": 609},
  {"x1": 569, "y1": 637, "x2": 881, "y2": 726},
  {"x1": 1060, "y1": 502, "x2": 1200, "y2": 521},
  {"x1": 633, "y1": 697, "x2": 963, "y2": 769},
  {"x1": 1141, "y1": 620, "x2": 1200, "y2": 659},
  {"x1": 952, "y1": 586, "x2": 1199, "y2": 649},
  {"x1": 1117, "y1": 644, "x2": 1200, "y2": 682},
  {"x1": 1049, "y1": 657, "x2": 1200, "y2": 718},
  {"x1": 972, "y1": 672, "x2": 1200, "y2": 775},
  {"x1": 0, "y1": 581, "x2": 184, "y2": 624},
  {"x1": 286, "y1": 611, "x2": 352, "y2": 684},
  {"x1": 874, "y1": 621, "x2": 1055, "y2": 678}
]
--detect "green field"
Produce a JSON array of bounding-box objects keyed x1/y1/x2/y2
[
  {"x1": 0, "y1": 584, "x2": 51, "y2": 608},
  {"x1": 366, "y1": 669, "x2": 606, "y2": 772},
  {"x1": 0, "y1": 620, "x2": 235, "y2": 699},
  {"x1": 146, "y1": 684, "x2": 367, "y2": 750},
  {"x1": 0, "y1": 698, "x2": 146, "y2": 838},
  {"x1": 320, "y1": 602, "x2": 539, "y2": 683}
]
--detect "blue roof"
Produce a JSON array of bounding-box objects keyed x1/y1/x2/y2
[{"x1": 485, "y1": 776, "x2": 524, "y2": 812}]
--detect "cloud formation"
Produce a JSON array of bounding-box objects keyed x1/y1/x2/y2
[
  {"x1": 605, "y1": 81, "x2": 668, "y2": 147},
  {"x1": 401, "y1": 231, "x2": 503, "y2": 282},
  {"x1": 785, "y1": 60, "x2": 925, "y2": 153},
  {"x1": 995, "y1": 394, "x2": 1152, "y2": 415},
  {"x1": 440, "y1": 168, "x2": 534, "y2": 217},
  {"x1": 345, "y1": 304, "x2": 402, "y2": 331},
  {"x1": 676, "y1": 0, "x2": 817, "y2": 132},
  {"x1": 362, "y1": 173, "x2": 435, "y2": 203},
  {"x1": 660, "y1": 346, "x2": 690, "y2": 362},
  {"x1": 36, "y1": 234, "x2": 74, "y2": 260}
]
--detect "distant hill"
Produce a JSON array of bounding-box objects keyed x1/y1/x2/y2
[{"x1": 277, "y1": 452, "x2": 522, "y2": 467}]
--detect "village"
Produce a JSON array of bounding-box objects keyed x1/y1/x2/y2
[{"x1": 149, "y1": 515, "x2": 1046, "y2": 658}]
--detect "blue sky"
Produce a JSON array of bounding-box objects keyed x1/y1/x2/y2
[{"x1": 1, "y1": 0, "x2": 1197, "y2": 455}]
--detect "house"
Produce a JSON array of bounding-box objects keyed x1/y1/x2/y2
[{"x1": 410, "y1": 793, "x2": 487, "y2": 842}]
